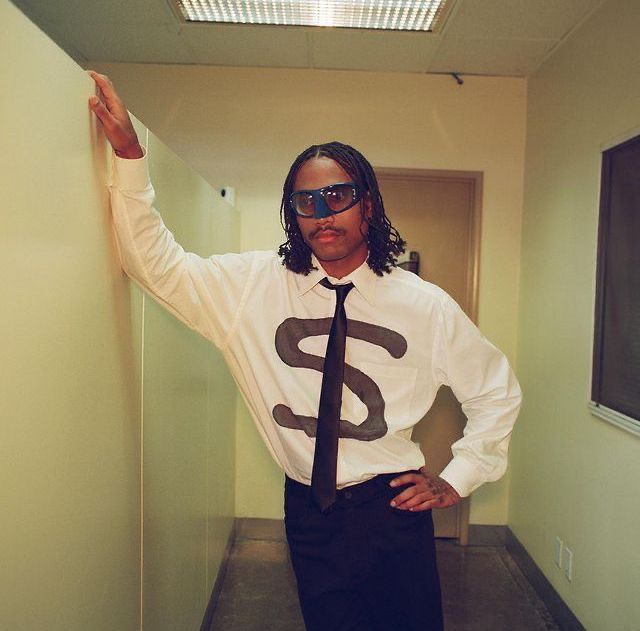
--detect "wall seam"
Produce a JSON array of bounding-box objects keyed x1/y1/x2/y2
[
  {"x1": 139, "y1": 292, "x2": 146, "y2": 631},
  {"x1": 139, "y1": 126, "x2": 150, "y2": 631}
]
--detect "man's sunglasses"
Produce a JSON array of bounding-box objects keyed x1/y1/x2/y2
[{"x1": 289, "y1": 182, "x2": 362, "y2": 219}]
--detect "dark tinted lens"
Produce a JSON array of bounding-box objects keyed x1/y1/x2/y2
[
  {"x1": 324, "y1": 184, "x2": 356, "y2": 212},
  {"x1": 291, "y1": 192, "x2": 315, "y2": 216}
]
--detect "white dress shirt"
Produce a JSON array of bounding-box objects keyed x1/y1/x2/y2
[{"x1": 108, "y1": 147, "x2": 522, "y2": 497}]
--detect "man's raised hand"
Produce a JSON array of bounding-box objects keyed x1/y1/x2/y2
[
  {"x1": 88, "y1": 71, "x2": 143, "y2": 159},
  {"x1": 389, "y1": 468, "x2": 461, "y2": 511}
]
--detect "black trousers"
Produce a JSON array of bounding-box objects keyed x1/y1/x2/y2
[{"x1": 284, "y1": 472, "x2": 444, "y2": 631}]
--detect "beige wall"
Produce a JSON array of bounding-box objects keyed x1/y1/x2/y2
[
  {"x1": 510, "y1": 0, "x2": 640, "y2": 628},
  {"x1": 1, "y1": 3, "x2": 140, "y2": 627},
  {"x1": 1, "y1": 2, "x2": 237, "y2": 628},
  {"x1": 92, "y1": 62, "x2": 527, "y2": 525},
  {"x1": 140, "y1": 129, "x2": 239, "y2": 631}
]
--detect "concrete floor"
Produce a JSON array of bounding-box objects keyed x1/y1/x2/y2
[{"x1": 209, "y1": 519, "x2": 560, "y2": 630}]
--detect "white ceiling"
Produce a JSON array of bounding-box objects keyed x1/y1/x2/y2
[{"x1": 12, "y1": 0, "x2": 606, "y2": 77}]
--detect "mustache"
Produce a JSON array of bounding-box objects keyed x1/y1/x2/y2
[{"x1": 310, "y1": 227, "x2": 344, "y2": 239}]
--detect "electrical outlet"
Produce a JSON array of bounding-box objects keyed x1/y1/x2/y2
[
  {"x1": 563, "y1": 546, "x2": 573, "y2": 581},
  {"x1": 554, "y1": 537, "x2": 563, "y2": 568}
]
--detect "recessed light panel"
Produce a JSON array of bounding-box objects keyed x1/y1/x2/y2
[{"x1": 175, "y1": 1, "x2": 449, "y2": 32}]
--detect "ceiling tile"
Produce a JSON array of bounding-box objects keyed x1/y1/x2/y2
[
  {"x1": 429, "y1": 37, "x2": 556, "y2": 76},
  {"x1": 9, "y1": 0, "x2": 607, "y2": 77},
  {"x1": 46, "y1": 21, "x2": 193, "y2": 64},
  {"x1": 10, "y1": 0, "x2": 175, "y2": 25},
  {"x1": 181, "y1": 24, "x2": 309, "y2": 67},
  {"x1": 310, "y1": 29, "x2": 441, "y2": 73},
  {"x1": 443, "y1": 0, "x2": 605, "y2": 40}
]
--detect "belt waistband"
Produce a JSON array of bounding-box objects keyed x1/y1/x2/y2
[{"x1": 285, "y1": 470, "x2": 420, "y2": 508}]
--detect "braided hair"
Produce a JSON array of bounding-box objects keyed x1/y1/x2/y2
[{"x1": 277, "y1": 141, "x2": 406, "y2": 276}]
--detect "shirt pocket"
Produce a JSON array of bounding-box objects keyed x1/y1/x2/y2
[{"x1": 359, "y1": 361, "x2": 418, "y2": 425}]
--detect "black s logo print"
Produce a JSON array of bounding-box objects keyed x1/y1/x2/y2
[{"x1": 272, "y1": 318, "x2": 407, "y2": 441}]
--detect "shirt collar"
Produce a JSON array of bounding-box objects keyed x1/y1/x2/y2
[{"x1": 295, "y1": 254, "x2": 377, "y2": 306}]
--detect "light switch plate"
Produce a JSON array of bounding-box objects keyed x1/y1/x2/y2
[
  {"x1": 554, "y1": 537, "x2": 563, "y2": 568},
  {"x1": 563, "y1": 546, "x2": 573, "y2": 581}
]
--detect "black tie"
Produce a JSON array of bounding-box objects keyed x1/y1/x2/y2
[{"x1": 311, "y1": 278, "x2": 354, "y2": 512}]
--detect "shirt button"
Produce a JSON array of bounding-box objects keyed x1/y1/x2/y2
[{"x1": 344, "y1": 491, "x2": 352, "y2": 500}]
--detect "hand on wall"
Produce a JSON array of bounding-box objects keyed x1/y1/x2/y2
[{"x1": 88, "y1": 70, "x2": 143, "y2": 159}]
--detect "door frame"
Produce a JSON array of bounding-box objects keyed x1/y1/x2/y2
[{"x1": 375, "y1": 166, "x2": 484, "y2": 545}]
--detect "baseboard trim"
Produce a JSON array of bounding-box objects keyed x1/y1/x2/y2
[
  {"x1": 235, "y1": 516, "x2": 287, "y2": 542},
  {"x1": 467, "y1": 524, "x2": 507, "y2": 546},
  {"x1": 505, "y1": 528, "x2": 585, "y2": 631},
  {"x1": 200, "y1": 519, "x2": 237, "y2": 631}
]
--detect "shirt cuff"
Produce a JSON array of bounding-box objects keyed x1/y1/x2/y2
[
  {"x1": 111, "y1": 145, "x2": 149, "y2": 191},
  {"x1": 438, "y1": 456, "x2": 483, "y2": 498}
]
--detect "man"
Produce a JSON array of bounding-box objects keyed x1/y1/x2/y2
[{"x1": 89, "y1": 71, "x2": 521, "y2": 631}]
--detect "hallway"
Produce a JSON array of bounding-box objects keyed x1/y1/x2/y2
[
  {"x1": 5, "y1": 2, "x2": 640, "y2": 629},
  {"x1": 208, "y1": 520, "x2": 560, "y2": 630}
]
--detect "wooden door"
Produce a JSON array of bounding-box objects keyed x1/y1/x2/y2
[{"x1": 376, "y1": 169, "x2": 482, "y2": 543}]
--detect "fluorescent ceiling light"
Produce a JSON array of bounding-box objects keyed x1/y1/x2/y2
[{"x1": 175, "y1": 1, "x2": 449, "y2": 32}]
